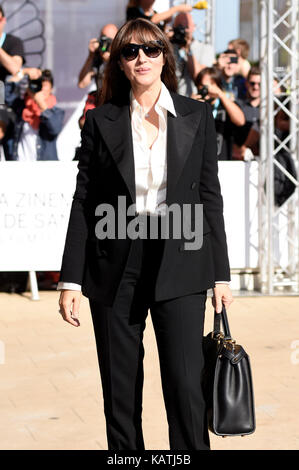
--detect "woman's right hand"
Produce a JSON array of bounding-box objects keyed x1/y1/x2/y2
[{"x1": 58, "y1": 290, "x2": 82, "y2": 327}]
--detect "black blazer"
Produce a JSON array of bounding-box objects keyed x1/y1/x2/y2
[{"x1": 59, "y1": 91, "x2": 231, "y2": 305}]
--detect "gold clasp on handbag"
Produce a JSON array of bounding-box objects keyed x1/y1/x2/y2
[
  {"x1": 211, "y1": 331, "x2": 224, "y2": 345},
  {"x1": 211, "y1": 331, "x2": 224, "y2": 339},
  {"x1": 224, "y1": 338, "x2": 236, "y2": 351}
]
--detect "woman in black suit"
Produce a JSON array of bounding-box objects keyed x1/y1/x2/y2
[{"x1": 58, "y1": 18, "x2": 233, "y2": 450}]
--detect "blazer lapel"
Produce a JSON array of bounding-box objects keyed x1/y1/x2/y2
[
  {"x1": 93, "y1": 92, "x2": 203, "y2": 209},
  {"x1": 166, "y1": 93, "x2": 202, "y2": 204},
  {"x1": 94, "y1": 101, "x2": 136, "y2": 207}
]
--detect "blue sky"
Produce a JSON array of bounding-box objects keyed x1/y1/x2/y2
[{"x1": 192, "y1": 0, "x2": 240, "y2": 53}]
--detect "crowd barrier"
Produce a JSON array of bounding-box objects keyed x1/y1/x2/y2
[{"x1": 0, "y1": 161, "x2": 259, "y2": 296}]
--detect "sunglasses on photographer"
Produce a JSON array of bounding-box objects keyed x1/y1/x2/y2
[
  {"x1": 248, "y1": 81, "x2": 260, "y2": 87},
  {"x1": 120, "y1": 40, "x2": 164, "y2": 61}
]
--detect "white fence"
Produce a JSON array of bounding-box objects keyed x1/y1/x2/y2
[{"x1": 0, "y1": 161, "x2": 259, "y2": 272}]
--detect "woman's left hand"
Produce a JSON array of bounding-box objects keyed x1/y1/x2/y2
[{"x1": 212, "y1": 284, "x2": 234, "y2": 313}]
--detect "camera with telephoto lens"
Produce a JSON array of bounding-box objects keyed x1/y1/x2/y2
[
  {"x1": 197, "y1": 85, "x2": 209, "y2": 99},
  {"x1": 171, "y1": 25, "x2": 187, "y2": 46},
  {"x1": 28, "y1": 77, "x2": 42, "y2": 94},
  {"x1": 98, "y1": 35, "x2": 112, "y2": 53}
]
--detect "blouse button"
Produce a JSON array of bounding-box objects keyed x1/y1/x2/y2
[{"x1": 191, "y1": 182, "x2": 197, "y2": 189}]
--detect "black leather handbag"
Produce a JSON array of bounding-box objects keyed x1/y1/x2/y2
[{"x1": 202, "y1": 305, "x2": 256, "y2": 437}]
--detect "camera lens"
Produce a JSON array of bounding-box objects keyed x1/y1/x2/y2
[{"x1": 198, "y1": 86, "x2": 209, "y2": 99}]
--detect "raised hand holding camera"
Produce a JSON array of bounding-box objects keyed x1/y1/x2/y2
[
  {"x1": 88, "y1": 37, "x2": 100, "y2": 54},
  {"x1": 32, "y1": 90, "x2": 48, "y2": 112}
]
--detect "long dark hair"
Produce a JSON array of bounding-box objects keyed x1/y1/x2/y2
[{"x1": 99, "y1": 18, "x2": 177, "y2": 105}]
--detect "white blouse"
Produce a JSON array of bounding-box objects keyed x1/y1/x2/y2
[{"x1": 130, "y1": 81, "x2": 176, "y2": 216}]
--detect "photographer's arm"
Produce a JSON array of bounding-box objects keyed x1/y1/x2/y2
[
  {"x1": 218, "y1": 90, "x2": 245, "y2": 126},
  {"x1": 0, "y1": 48, "x2": 22, "y2": 76},
  {"x1": 78, "y1": 39, "x2": 99, "y2": 89},
  {"x1": 151, "y1": 4, "x2": 192, "y2": 24},
  {"x1": 78, "y1": 54, "x2": 95, "y2": 89}
]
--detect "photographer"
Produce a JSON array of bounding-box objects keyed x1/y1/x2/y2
[
  {"x1": 233, "y1": 75, "x2": 286, "y2": 160},
  {"x1": 232, "y1": 67, "x2": 261, "y2": 160},
  {"x1": 228, "y1": 38, "x2": 251, "y2": 79},
  {"x1": 0, "y1": 103, "x2": 15, "y2": 160},
  {"x1": 77, "y1": 24, "x2": 118, "y2": 130},
  {"x1": 0, "y1": 5, "x2": 25, "y2": 83},
  {"x1": 0, "y1": 3, "x2": 25, "y2": 158},
  {"x1": 5, "y1": 68, "x2": 64, "y2": 161},
  {"x1": 192, "y1": 66, "x2": 245, "y2": 160},
  {"x1": 217, "y1": 49, "x2": 247, "y2": 101},
  {"x1": 78, "y1": 24, "x2": 118, "y2": 90},
  {"x1": 170, "y1": 12, "x2": 214, "y2": 97}
]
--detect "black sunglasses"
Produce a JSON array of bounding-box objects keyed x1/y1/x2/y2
[{"x1": 120, "y1": 40, "x2": 164, "y2": 61}]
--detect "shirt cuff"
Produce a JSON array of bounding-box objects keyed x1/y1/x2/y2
[
  {"x1": 57, "y1": 281, "x2": 229, "y2": 292},
  {"x1": 57, "y1": 282, "x2": 82, "y2": 291}
]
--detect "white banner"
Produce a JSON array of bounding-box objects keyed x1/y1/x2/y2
[
  {"x1": 0, "y1": 161, "x2": 260, "y2": 272},
  {"x1": 0, "y1": 162, "x2": 78, "y2": 271},
  {"x1": 219, "y1": 161, "x2": 259, "y2": 269}
]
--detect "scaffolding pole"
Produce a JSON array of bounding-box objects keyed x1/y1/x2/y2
[
  {"x1": 259, "y1": 0, "x2": 299, "y2": 293},
  {"x1": 204, "y1": 0, "x2": 215, "y2": 49}
]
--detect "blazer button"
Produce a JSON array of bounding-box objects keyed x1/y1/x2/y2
[
  {"x1": 178, "y1": 244, "x2": 184, "y2": 252},
  {"x1": 191, "y1": 182, "x2": 197, "y2": 189},
  {"x1": 100, "y1": 249, "x2": 108, "y2": 257}
]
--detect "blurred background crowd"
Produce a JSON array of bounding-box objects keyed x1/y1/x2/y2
[
  {"x1": 0, "y1": 0, "x2": 293, "y2": 291},
  {"x1": 0, "y1": 1, "x2": 290, "y2": 165}
]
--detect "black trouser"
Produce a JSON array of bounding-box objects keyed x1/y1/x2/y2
[{"x1": 89, "y1": 215, "x2": 210, "y2": 450}]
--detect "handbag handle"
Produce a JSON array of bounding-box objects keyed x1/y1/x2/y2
[{"x1": 213, "y1": 304, "x2": 232, "y2": 340}]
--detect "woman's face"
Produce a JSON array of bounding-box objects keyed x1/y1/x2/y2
[{"x1": 119, "y1": 33, "x2": 165, "y2": 91}]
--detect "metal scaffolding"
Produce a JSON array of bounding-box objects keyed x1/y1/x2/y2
[
  {"x1": 204, "y1": 0, "x2": 216, "y2": 48},
  {"x1": 259, "y1": 0, "x2": 299, "y2": 293}
]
